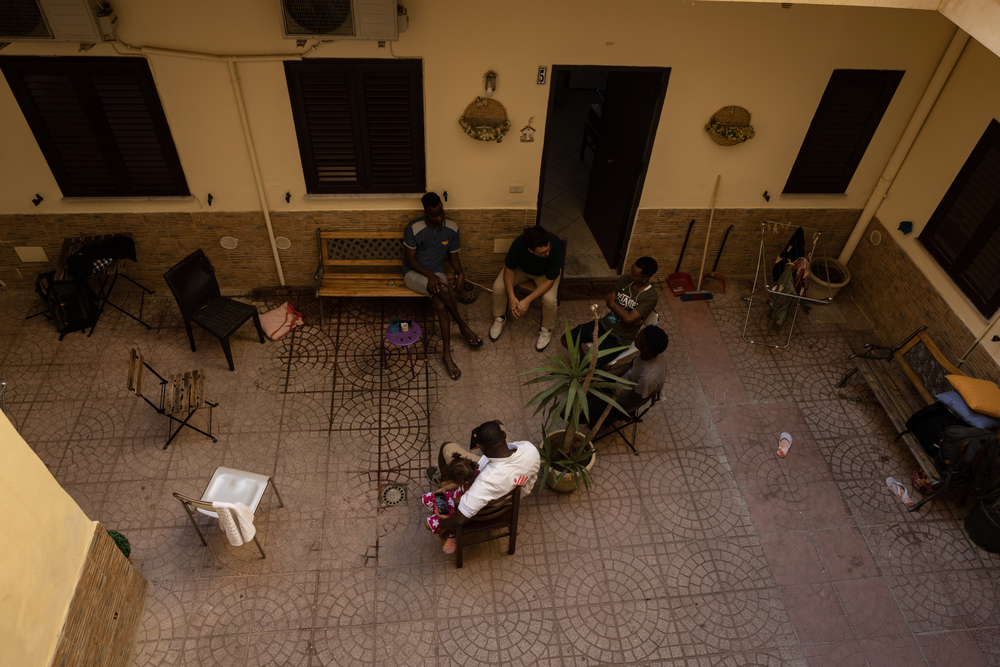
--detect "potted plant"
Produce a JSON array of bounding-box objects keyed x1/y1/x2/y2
[
  {"x1": 522, "y1": 306, "x2": 635, "y2": 491},
  {"x1": 965, "y1": 471, "x2": 1000, "y2": 553},
  {"x1": 107, "y1": 530, "x2": 131, "y2": 559}
]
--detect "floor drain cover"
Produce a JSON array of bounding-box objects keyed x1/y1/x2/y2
[{"x1": 379, "y1": 484, "x2": 406, "y2": 507}]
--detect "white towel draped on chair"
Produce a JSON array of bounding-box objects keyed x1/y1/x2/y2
[{"x1": 212, "y1": 501, "x2": 256, "y2": 546}]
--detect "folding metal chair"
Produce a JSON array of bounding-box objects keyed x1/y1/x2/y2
[
  {"x1": 173, "y1": 467, "x2": 284, "y2": 559},
  {"x1": 127, "y1": 349, "x2": 218, "y2": 450},
  {"x1": 591, "y1": 390, "x2": 661, "y2": 456}
]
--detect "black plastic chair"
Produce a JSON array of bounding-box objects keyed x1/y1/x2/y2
[{"x1": 163, "y1": 250, "x2": 265, "y2": 371}]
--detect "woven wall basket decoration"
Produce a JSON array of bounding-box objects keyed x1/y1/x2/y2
[
  {"x1": 705, "y1": 105, "x2": 755, "y2": 146},
  {"x1": 459, "y1": 97, "x2": 511, "y2": 143}
]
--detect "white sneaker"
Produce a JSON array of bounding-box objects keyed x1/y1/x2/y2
[
  {"x1": 489, "y1": 317, "x2": 506, "y2": 341},
  {"x1": 536, "y1": 327, "x2": 552, "y2": 351}
]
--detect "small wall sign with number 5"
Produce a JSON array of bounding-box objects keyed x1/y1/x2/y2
[{"x1": 537, "y1": 67, "x2": 547, "y2": 85}]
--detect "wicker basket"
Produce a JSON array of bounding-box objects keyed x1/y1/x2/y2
[
  {"x1": 459, "y1": 97, "x2": 511, "y2": 142},
  {"x1": 462, "y1": 97, "x2": 508, "y2": 128},
  {"x1": 707, "y1": 105, "x2": 751, "y2": 146}
]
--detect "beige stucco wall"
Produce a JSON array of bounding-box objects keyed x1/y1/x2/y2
[
  {"x1": 0, "y1": 411, "x2": 95, "y2": 667},
  {"x1": 872, "y1": 37, "x2": 1000, "y2": 362},
  {"x1": 0, "y1": 0, "x2": 955, "y2": 217}
]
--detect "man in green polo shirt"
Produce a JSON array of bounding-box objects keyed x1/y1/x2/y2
[{"x1": 489, "y1": 226, "x2": 563, "y2": 351}]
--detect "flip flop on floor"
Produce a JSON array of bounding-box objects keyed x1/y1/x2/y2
[
  {"x1": 442, "y1": 537, "x2": 457, "y2": 554},
  {"x1": 777, "y1": 432, "x2": 793, "y2": 458},
  {"x1": 441, "y1": 358, "x2": 462, "y2": 381},
  {"x1": 886, "y1": 477, "x2": 914, "y2": 507},
  {"x1": 466, "y1": 334, "x2": 484, "y2": 349}
]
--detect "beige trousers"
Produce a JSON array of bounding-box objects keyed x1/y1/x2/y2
[{"x1": 492, "y1": 267, "x2": 560, "y2": 331}]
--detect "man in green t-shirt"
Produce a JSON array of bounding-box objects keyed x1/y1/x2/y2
[
  {"x1": 489, "y1": 226, "x2": 563, "y2": 351},
  {"x1": 561, "y1": 256, "x2": 659, "y2": 354}
]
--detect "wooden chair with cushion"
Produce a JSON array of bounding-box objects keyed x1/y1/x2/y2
[
  {"x1": 173, "y1": 466, "x2": 284, "y2": 559},
  {"x1": 454, "y1": 486, "x2": 522, "y2": 568}
]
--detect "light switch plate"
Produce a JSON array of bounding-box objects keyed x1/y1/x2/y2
[{"x1": 15, "y1": 247, "x2": 48, "y2": 262}]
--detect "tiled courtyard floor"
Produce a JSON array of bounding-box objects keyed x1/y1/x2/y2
[{"x1": 2, "y1": 279, "x2": 999, "y2": 667}]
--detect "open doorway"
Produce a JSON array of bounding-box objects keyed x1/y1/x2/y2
[{"x1": 537, "y1": 66, "x2": 669, "y2": 279}]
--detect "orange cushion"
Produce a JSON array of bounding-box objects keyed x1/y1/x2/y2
[{"x1": 945, "y1": 375, "x2": 1000, "y2": 418}]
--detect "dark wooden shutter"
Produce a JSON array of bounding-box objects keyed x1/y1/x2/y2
[
  {"x1": 0, "y1": 56, "x2": 188, "y2": 197},
  {"x1": 784, "y1": 69, "x2": 903, "y2": 194},
  {"x1": 285, "y1": 59, "x2": 424, "y2": 194},
  {"x1": 919, "y1": 119, "x2": 1000, "y2": 316},
  {"x1": 355, "y1": 64, "x2": 424, "y2": 193}
]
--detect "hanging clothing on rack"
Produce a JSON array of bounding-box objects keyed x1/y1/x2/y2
[
  {"x1": 790, "y1": 256, "x2": 810, "y2": 295},
  {"x1": 772, "y1": 227, "x2": 805, "y2": 283}
]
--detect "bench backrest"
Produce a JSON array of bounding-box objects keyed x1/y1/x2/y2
[
  {"x1": 898, "y1": 330, "x2": 965, "y2": 405},
  {"x1": 318, "y1": 231, "x2": 406, "y2": 267}
]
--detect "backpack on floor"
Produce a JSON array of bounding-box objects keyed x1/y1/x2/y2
[
  {"x1": 901, "y1": 401, "x2": 967, "y2": 459},
  {"x1": 35, "y1": 271, "x2": 98, "y2": 337}
]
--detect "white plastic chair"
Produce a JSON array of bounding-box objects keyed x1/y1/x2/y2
[
  {"x1": 173, "y1": 466, "x2": 284, "y2": 558},
  {"x1": 609, "y1": 310, "x2": 659, "y2": 367}
]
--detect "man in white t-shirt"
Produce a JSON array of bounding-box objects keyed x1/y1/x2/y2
[{"x1": 432, "y1": 421, "x2": 540, "y2": 553}]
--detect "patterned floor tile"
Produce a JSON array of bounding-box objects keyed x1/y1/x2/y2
[{"x1": 8, "y1": 285, "x2": 1000, "y2": 665}]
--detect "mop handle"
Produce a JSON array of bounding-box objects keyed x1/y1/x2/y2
[{"x1": 696, "y1": 175, "x2": 721, "y2": 291}]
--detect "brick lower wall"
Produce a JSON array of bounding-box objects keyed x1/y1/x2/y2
[
  {"x1": 0, "y1": 209, "x2": 532, "y2": 294},
  {"x1": 846, "y1": 217, "x2": 1000, "y2": 383},
  {"x1": 624, "y1": 208, "x2": 864, "y2": 279},
  {"x1": 50, "y1": 522, "x2": 148, "y2": 667},
  {"x1": 1, "y1": 206, "x2": 871, "y2": 295}
]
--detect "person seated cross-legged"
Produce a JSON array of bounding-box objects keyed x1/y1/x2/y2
[
  {"x1": 488, "y1": 225, "x2": 563, "y2": 352},
  {"x1": 402, "y1": 192, "x2": 483, "y2": 381},
  {"x1": 561, "y1": 256, "x2": 659, "y2": 357},
  {"x1": 587, "y1": 325, "x2": 669, "y2": 428}
]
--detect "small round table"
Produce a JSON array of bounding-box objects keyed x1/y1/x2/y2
[{"x1": 382, "y1": 322, "x2": 423, "y2": 380}]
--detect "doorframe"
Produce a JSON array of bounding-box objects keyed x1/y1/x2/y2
[{"x1": 535, "y1": 64, "x2": 670, "y2": 274}]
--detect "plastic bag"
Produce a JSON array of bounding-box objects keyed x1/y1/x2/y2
[{"x1": 259, "y1": 302, "x2": 304, "y2": 341}]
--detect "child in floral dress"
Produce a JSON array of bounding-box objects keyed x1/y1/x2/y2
[{"x1": 422, "y1": 456, "x2": 478, "y2": 536}]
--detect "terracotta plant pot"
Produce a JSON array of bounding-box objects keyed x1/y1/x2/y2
[
  {"x1": 544, "y1": 429, "x2": 596, "y2": 493},
  {"x1": 808, "y1": 257, "x2": 851, "y2": 301}
]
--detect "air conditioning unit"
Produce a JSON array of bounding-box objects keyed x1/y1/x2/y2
[
  {"x1": 277, "y1": 0, "x2": 402, "y2": 41},
  {"x1": 0, "y1": 0, "x2": 115, "y2": 43}
]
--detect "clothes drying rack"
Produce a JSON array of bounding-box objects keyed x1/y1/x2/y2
[{"x1": 741, "y1": 221, "x2": 836, "y2": 350}]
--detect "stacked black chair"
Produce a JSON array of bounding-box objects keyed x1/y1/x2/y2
[{"x1": 163, "y1": 249, "x2": 266, "y2": 371}]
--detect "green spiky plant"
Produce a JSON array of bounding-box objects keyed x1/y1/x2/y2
[
  {"x1": 107, "y1": 530, "x2": 131, "y2": 559},
  {"x1": 521, "y1": 305, "x2": 635, "y2": 490}
]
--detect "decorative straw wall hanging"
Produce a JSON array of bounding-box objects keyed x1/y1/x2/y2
[
  {"x1": 705, "y1": 105, "x2": 755, "y2": 146},
  {"x1": 459, "y1": 97, "x2": 511, "y2": 143}
]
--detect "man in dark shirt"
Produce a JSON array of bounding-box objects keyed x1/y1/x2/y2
[
  {"x1": 586, "y1": 325, "x2": 669, "y2": 427},
  {"x1": 561, "y1": 256, "x2": 659, "y2": 355},
  {"x1": 403, "y1": 192, "x2": 482, "y2": 381},
  {"x1": 488, "y1": 226, "x2": 563, "y2": 351}
]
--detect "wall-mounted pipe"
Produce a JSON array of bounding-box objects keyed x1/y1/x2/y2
[
  {"x1": 111, "y1": 39, "x2": 326, "y2": 286},
  {"x1": 227, "y1": 59, "x2": 284, "y2": 284},
  {"x1": 838, "y1": 27, "x2": 970, "y2": 266}
]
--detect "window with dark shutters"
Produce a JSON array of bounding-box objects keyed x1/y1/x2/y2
[
  {"x1": 0, "y1": 56, "x2": 189, "y2": 198},
  {"x1": 783, "y1": 69, "x2": 903, "y2": 194},
  {"x1": 285, "y1": 59, "x2": 425, "y2": 194},
  {"x1": 919, "y1": 119, "x2": 1000, "y2": 318}
]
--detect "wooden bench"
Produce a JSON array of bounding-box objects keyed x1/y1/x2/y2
[
  {"x1": 836, "y1": 326, "x2": 967, "y2": 482},
  {"x1": 315, "y1": 230, "x2": 433, "y2": 325}
]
